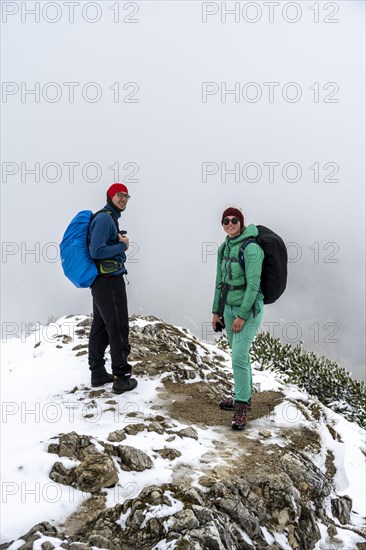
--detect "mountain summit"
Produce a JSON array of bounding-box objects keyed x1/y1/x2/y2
[{"x1": 1, "y1": 315, "x2": 365, "y2": 549}]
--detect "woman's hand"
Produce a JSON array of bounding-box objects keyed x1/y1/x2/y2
[
  {"x1": 232, "y1": 317, "x2": 245, "y2": 333},
  {"x1": 212, "y1": 314, "x2": 221, "y2": 331}
]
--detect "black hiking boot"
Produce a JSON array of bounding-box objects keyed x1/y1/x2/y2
[
  {"x1": 232, "y1": 402, "x2": 249, "y2": 430},
  {"x1": 112, "y1": 375, "x2": 138, "y2": 394},
  {"x1": 219, "y1": 397, "x2": 252, "y2": 412},
  {"x1": 91, "y1": 369, "x2": 114, "y2": 387}
]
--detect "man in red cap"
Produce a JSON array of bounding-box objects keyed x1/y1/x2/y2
[{"x1": 87, "y1": 183, "x2": 138, "y2": 394}]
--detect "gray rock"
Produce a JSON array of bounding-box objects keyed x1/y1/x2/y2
[
  {"x1": 170, "y1": 509, "x2": 200, "y2": 532},
  {"x1": 191, "y1": 523, "x2": 227, "y2": 550},
  {"x1": 48, "y1": 443, "x2": 60, "y2": 455},
  {"x1": 144, "y1": 517, "x2": 161, "y2": 538},
  {"x1": 331, "y1": 495, "x2": 353, "y2": 525},
  {"x1": 130, "y1": 509, "x2": 145, "y2": 528},
  {"x1": 199, "y1": 476, "x2": 216, "y2": 488},
  {"x1": 150, "y1": 490, "x2": 163, "y2": 505},
  {"x1": 217, "y1": 497, "x2": 260, "y2": 539},
  {"x1": 49, "y1": 461, "x2": 77, "y2": 487},
  {"x1": 155, "y1": 448, "x2": 182, "y2": 460},
  {"x1": 177, "y1": 427, "x2": 199, "y2": 440},
  {"x1": 298, "y1": 505, "x2": 321, "y2": 549},
  {"x1": 16, "y1": 535, "x2": 41, "y2": 550},
  {"x1": 244, "y1": 471, "x2": 300, "y2": 524},
  {"x1": 75, "y1": 454, "x2": 119, "y2": 492},
  {"x1": 147, "y1": 421, "x2": 165, "y2": 434},
  {"x1": 4, "y1": 523, "x2": 65, "y2": 550},
  {"x1": 100, "y1": 442, "x2": 119, "y2": 457},
  {"x1": 259, "y1": 429, "x2": 272, "y2": 438},
  {"x1": 124, "y1": 423, "x2": 145, "y2": 436},
  {"x1": 327, "y1": 524, "x2": 338, "y2": 537},
  {"x1": 175, "y1": 539, "x2": 203, "y2": 550},
  {"x1": 107, "y1": 430, "x2": 126, "y2": 442},
  {"x1": 77, "y1": 318, "x2": 92, "y2": 327},
  {"x1": 280, "y1": 452, "x2": 329, "y2": 500},
  {"x1": 191, "y1": 505, "x2": 214, "y2": 524},
  {"x1": 184, "y1": 488, "x2": 205, "y2": 506},
  {"x1": 41, "y1": 543, "x2": 55, "y2": 550},
  {"x1": 48, "y1": 432, "x2": 98, "y2": 461},
  {"x1": 117, "y1": 445, "x2": 153, "y2": 471},
  {"x1": 88, "y1": 534, "x2": 113, "y2": 548}
]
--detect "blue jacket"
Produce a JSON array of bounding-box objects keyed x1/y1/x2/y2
[{"x1": 89, "y1": 204, "x2": 127, "y2": 276}]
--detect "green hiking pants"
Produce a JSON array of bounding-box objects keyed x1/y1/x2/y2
[{"x1": 224, "y1": 301, "x2": 264, "y2": 403}]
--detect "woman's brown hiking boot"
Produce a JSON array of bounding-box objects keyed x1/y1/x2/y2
[
  {"x1": 219, "y1": 397, "x2": 252, "y2": 412},
  {"x1": 232, "y1": 402, "x2": 249, "y2": 430},
  {"x1": 219, "y1": 397, "x2": 235, "y2": 411}
]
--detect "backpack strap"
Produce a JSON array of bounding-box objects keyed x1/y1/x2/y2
[
  {"x1": 219, "y1": 242, "x2": 241, "y2": 279},
  {"x1": 88, "y1": 209, "x2": 124, "y2": 276},
  {"x1": 218, "y1": 242, "x2": 247, "y2": 316},
  {"x1": 87, "y1": 209, "x2": 119, "y2": 246},
  {"x1": 219, "y1": 237, "x2": 263, "y2": 318},
  {"x1": 238, "y1": 237, "x2": 258, "y2": 271},
  {"x1": 218, "y1": 282, "x2": 246, "y2": 317}
]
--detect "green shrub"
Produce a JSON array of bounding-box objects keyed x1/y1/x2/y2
[
  {"x1": 216, "y1": 333, "x2": 230, "y2": 351},
  {"x1": 250, "y1": 332, "x2": 366, "y2": 429}
]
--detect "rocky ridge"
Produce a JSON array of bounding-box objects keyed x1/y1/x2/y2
[{"x1": 1, "y1": 315, "x2": 365, "y2": 550}]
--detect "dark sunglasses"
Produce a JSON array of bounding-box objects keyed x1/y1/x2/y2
[{"x1": 223, "y1": 217, "x2": 239, "y2": 225}]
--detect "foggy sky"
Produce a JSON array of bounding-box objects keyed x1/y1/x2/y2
[{"x1": 1, "y1": 1, "x2": 365, "y2": 380}]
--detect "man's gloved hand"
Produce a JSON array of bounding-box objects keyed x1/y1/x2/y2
[{"x1": 118, "y1": 233, "x2": 129, "y2": 250}]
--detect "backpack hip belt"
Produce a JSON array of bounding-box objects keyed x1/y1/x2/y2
[
  {"x1": 97, "y1": 260, "x2": 125, "y2": 275},
  {"x1": 218, "y1": 283, "x2": 246, "y2": 317}
]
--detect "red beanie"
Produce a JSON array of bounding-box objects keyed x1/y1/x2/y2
[
  {"x1": 107, "y1": 183, "x2": 129, "y2": 200},
  {"x1": 221, "y1": 207, "x2": 244, "y2": 228}
]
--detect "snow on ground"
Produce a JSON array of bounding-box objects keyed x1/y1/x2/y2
[
  {"x1": 317, "y1": 408, "x2": 366, "y2": 517},
  {"x1": 314, "y1": 521, "x2": 365, "y2": 550},
  {"x1": 1, "y1": 314, "x2": 365, "y2": 546},
  {"x1": 246, "y1": 371, "x2": 366, "y2": 519},
  {"x1": 0, "y1": 316, "x2": 222, "y2": 542}
]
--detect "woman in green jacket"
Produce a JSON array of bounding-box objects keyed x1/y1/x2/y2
[{"x1": 212, "y1": 207, "x2": 264, "y2": 430}]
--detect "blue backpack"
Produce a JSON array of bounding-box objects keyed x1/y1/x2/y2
[{"x1": 60, "y1": 209, "x2": 117, "y2": 288}]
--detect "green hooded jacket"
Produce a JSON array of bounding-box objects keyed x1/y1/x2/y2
[{"x1": 212, "y1": 224, "x2": 264, "y2": 320}]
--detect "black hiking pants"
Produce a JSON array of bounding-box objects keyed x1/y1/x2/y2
[{"x1": 88, "y1": 275, "x2": 131, "y2": 376}]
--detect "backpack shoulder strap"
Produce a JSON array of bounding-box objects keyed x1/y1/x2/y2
[
  {"x1": 90, "y1": 208, "x2": 119, "y2": 228},
  {"x1": 238, "y1": 237, "x2": 259, "y2": 270},
  {"x1": 88, "y1": 209, "x2": 119, "y2": 245},
  {"x1": 218, "y1": 242, "x2": 226, "y2": 261}
]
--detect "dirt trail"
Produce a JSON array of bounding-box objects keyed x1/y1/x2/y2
[
  {"x1": 157, "y1": 380, "x2": 323, "y2": 486},
  {"x1": 158, "y1": 380, "x2": 284, "y2": 428}
]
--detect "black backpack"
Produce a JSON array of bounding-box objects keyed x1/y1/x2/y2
[{"x1": 238, "y1": 225, "x2": 288, "y2": 304}]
